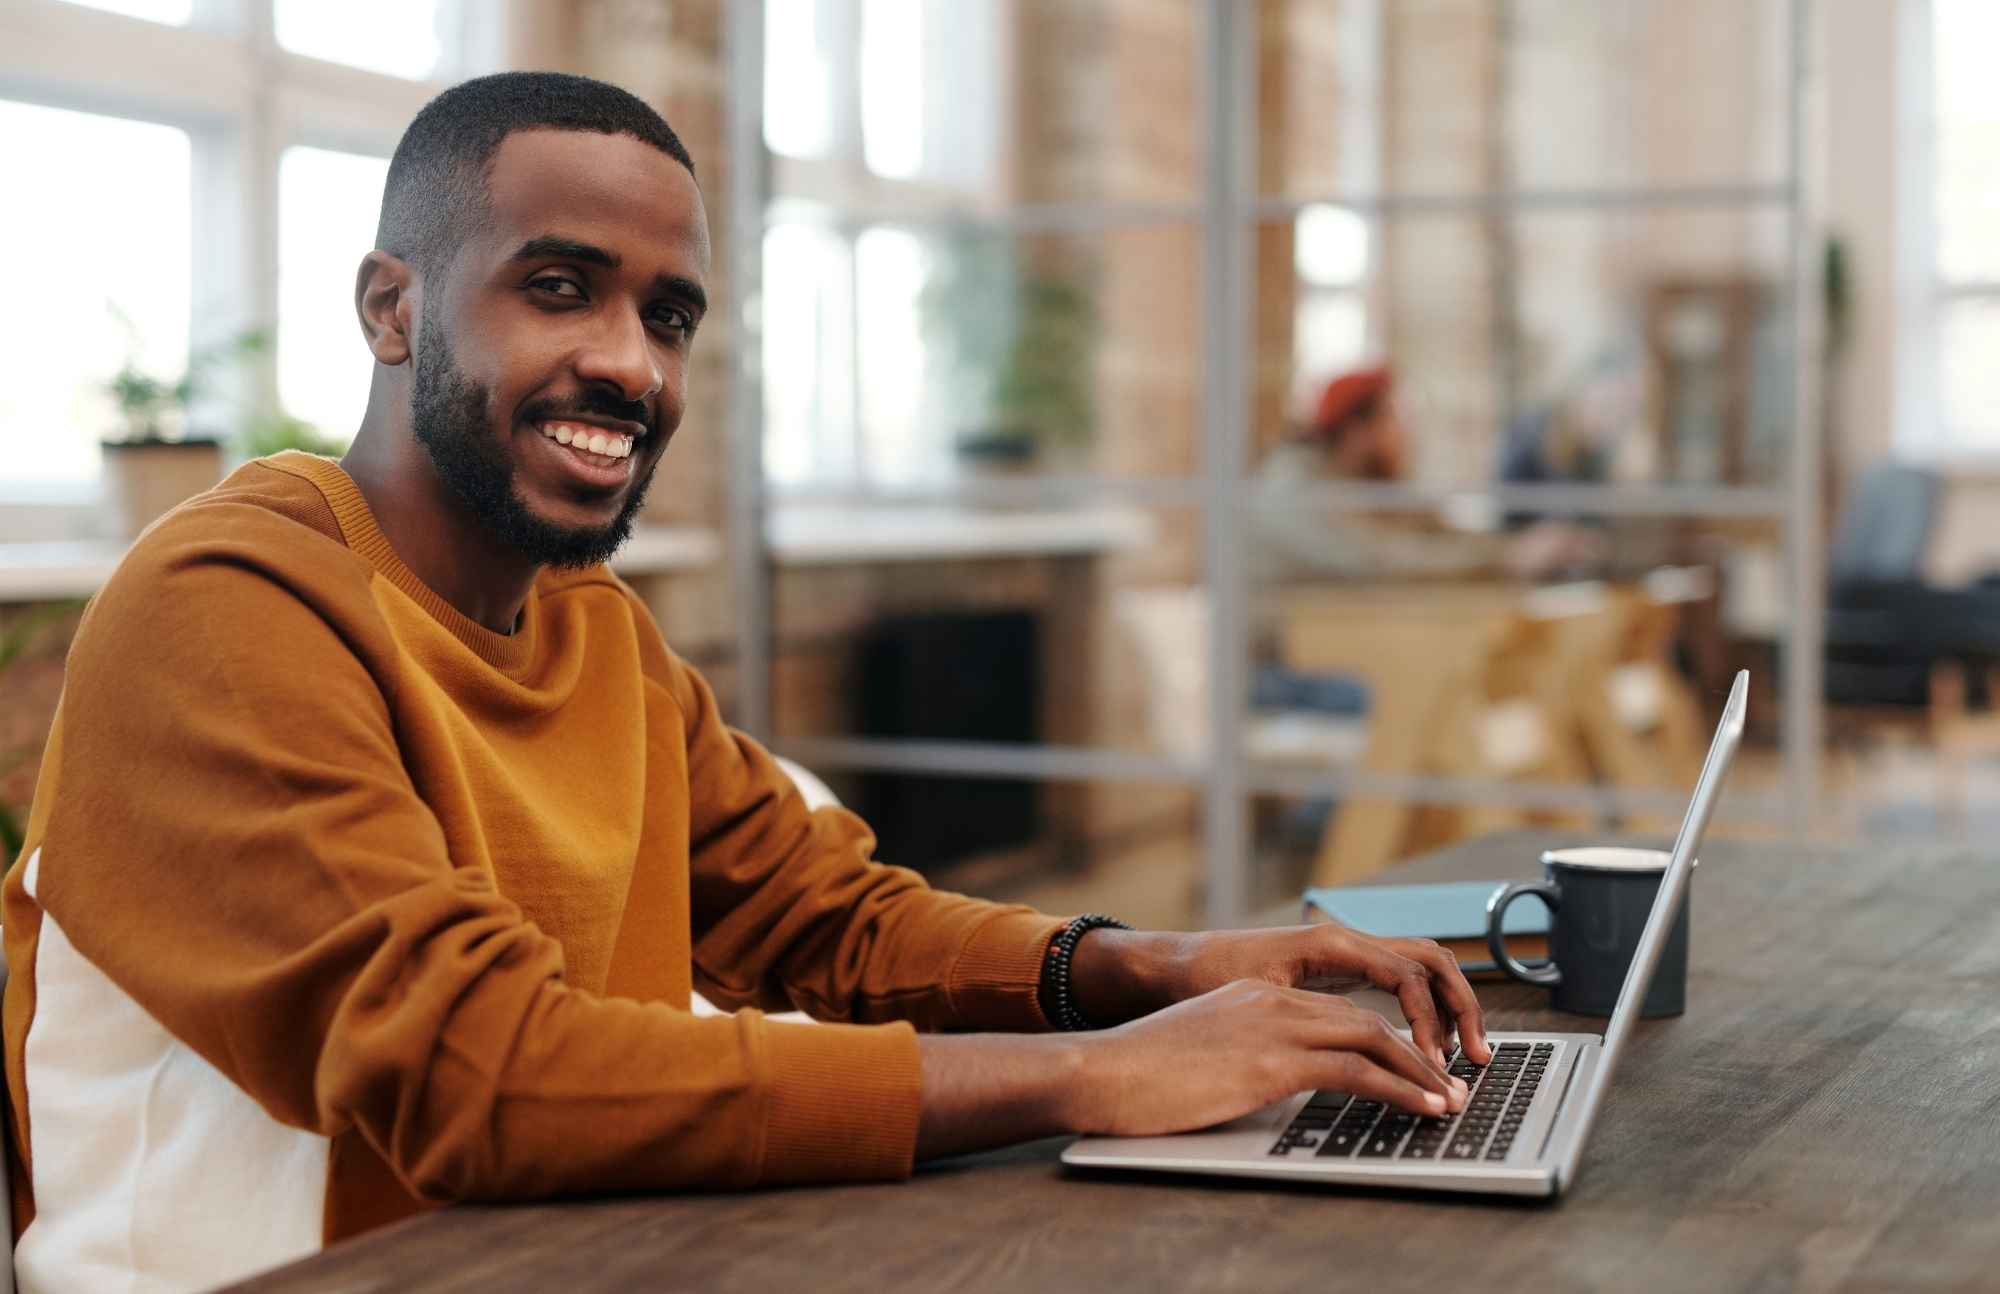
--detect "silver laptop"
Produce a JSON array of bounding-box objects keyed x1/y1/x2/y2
[{"x1": 1062, "y1": 670, "x2": 1748, "y2": 1198}]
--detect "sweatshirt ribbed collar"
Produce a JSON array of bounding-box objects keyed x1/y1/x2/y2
[{"x1": 270, "y1": 452, "x2": 543, "y2": 673}]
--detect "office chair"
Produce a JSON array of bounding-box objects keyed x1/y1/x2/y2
[
  {"x1": 1823, "y1": 463, "x2": 2000, "y2": 822},
  {"x1": 1825, "y1": 462, "x2": 2000, "y2": 707}
]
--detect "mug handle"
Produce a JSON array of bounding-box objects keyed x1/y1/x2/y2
[{"x1": 1486, "y1": 882, "x2": 1561, "y2": 987}]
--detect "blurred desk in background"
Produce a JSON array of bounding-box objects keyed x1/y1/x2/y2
[
  {"x1": 1269, "y1": 575, "x2": 1710, "y2": 886},
  {"x1": 767, "y1": 504, "x2": 1155, "y2": 565}
]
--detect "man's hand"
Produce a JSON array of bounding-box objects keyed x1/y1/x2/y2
[
  {"x1": 1069, "y1": 979, "x2": 1467, "y2": 1136},
  {"x1": 1069, "y1": 925, "x2": 1490, "y2": 1067},
  {"x1": 916, "y1": 978, "x2": 1468, "y2": 1158},
  {"x1": 914, "y1": 923, "x2": 1491, "y2": 1161}
]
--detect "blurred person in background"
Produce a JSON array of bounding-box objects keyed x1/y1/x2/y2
[
  {"x1": 1250, "y1": 365, "x2": 1602, "y2": 586},
  {"x1": 1497, "y1": 345, "x2": 1647, "y2": 530}
]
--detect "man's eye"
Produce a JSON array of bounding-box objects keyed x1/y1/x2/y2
[
  {"x1": 530, "y1": 276, "x2": 583, "y2": 299},
  {"x1": 651, "y1": 308, "x2": 695, "y2": 336}
]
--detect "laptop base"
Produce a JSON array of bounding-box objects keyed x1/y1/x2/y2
[{"x1": 1060, "y1": 1031, "x2": 1603, "y2": 1198}]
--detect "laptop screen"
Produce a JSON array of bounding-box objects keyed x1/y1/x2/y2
[{"x1": 1597, "y1": 670, "x2": 1748, "y2": 1064}]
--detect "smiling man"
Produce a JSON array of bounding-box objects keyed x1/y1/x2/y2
[{"x1": 2, "y1": 73, "x2": 1484, "y2": 1293}]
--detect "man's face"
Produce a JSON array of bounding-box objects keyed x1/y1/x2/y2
[
  {"x1": 1333, "y1": 399, "x2": 1406, "y2": 482},
  {"x1": 1355, "y1": 401, "x2": 1408, "y2": 482},
  {"x1": 410, "y1": 128, "x2": 710, "y2": 568}
]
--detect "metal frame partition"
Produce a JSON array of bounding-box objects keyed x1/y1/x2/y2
[{"x1": 722, "y1": 0, "x2": 1822, "y2": 928}]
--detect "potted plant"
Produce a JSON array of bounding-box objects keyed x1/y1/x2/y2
[
  {"x1": 236, "y1": 409, "x2": 347, "y2": 460},
  {"x1": 920, "y1": 237, "x2": 1097, "y2": 483},
  {"x1": 99, "y1": 323, "x2": 269, "y2": 540}
]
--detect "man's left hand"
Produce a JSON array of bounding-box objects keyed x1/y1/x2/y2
[{"x1": 1069, "y1": 926, "x2": 1490, "y2": 1067}]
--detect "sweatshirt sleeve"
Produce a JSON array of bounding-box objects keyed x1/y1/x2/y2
[
  {"x1": 18, "y1": 517, "x2": 923, "y2": 1198},
  {"x1": 652, "y1": 636, "x2": 1065, "y2": 1035}
]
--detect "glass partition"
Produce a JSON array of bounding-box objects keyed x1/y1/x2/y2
[
  {"x1": 761, "y1": 222, "x2": 1203, "y2": 491},
  {"x1": 737, "y1": 0, "x2": 1815, "y2": 925}
]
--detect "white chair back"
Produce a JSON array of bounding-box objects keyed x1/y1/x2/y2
[
  {"x1": 771, "y1": 755, "x2": 839, "y2": 812},
  {"x1": 689, "y1": 759, "x2": 834, "y2": 1023}
]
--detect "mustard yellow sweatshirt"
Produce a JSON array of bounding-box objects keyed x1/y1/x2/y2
[{"x1": 1, "y1": 452, "x2": 1063, "y2": 1292}]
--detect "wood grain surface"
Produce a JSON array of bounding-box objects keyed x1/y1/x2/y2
[{"x1": 226, "y1": 830, "x2": 2000, "y2": 1294}]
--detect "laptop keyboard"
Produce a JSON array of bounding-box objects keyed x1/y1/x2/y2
[{"x1": 1268, "y1": 1041, "x2": 1553, "y2": 1164}]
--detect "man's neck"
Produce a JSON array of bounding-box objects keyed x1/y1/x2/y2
[{"x1": 340, "y1": 426, "x2": 539, "y2": 635}]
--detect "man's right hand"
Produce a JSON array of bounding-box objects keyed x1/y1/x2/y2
[
  {"x1": 1064, "y1": 979, "x2": 1468, "y2": 1137},
  {"x1": 915, "y1": 980, "x2": 1468, "y2": 1161}
]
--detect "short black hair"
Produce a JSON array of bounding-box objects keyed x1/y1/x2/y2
[{"x1": 377, "y1": 71, "x2": 695, "y2": 273}]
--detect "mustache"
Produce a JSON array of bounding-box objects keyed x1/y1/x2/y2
[{"x1": 522, "y1": 391, "x2": 656, "y2": 438}]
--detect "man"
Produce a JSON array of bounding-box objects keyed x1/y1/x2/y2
[
  {"x1": 2, "y1": 74, "x2": 1483, "y2": 1292},
  {"x1": 1251, "y1": 365, "x2": 1604, "y2": 583}
]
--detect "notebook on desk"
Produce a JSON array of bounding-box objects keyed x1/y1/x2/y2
[
  {"x1": 1303, "y1": 880, "x2": 1550, "y2": 974},
  {"x1": 1064, "y1": 670, "x2": 1748, "y2": 1199}
]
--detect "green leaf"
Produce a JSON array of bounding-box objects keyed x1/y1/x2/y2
[
  {"x1": 237, "y1": 412, "x2": 346, "y2": 459},
  {"x1": 0, "y1": 803, "x2": 22, "y2": 873},
  {"x1": 0, "y1": 600, "x2": 83, "y2": 674}
]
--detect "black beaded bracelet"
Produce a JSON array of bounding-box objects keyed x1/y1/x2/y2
[{"x1": 1039, "y1": 913, "x2": 1132, "y2": 1032}]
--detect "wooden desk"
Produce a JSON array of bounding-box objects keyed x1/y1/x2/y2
[
  {"x1": 229, "y1": 831, "x2": 2000, "y2": 1293},
  {"x1": 1273, "y1": 583, "x2": 1599, "y2": 884}
]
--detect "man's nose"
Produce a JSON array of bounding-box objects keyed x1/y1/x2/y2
[{"x1": 574, "y1": 308, "x2": 663, "y2": 406}]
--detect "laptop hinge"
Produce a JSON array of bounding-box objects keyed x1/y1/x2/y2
[{"x1": 1536, "y1": 1041, "x2": 1598, "y2": 1168}]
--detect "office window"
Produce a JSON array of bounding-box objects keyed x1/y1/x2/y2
[
  {"x1": 278, "y1": 147, "x2": 392, "y2": 444},
  {"x1": 765, "y1": 0, "x2": 840, "y2": 161},
  {"x1": 0, "y1": 1, "x2": 493, "y2": 510},
  {"x1": 858, "y1": 0, "x2": 924, "y2": 180},
  {"x1": 761, "y1": 0, "x2": 1001, "y2": 191},
  {"x1": 275, "y1": 0, "x2": 444, "y2": 81},
  {"x1": 1933, "y1": 0, "x2": 2000, "y2": 448},
  {"x1": 58, "y1": 0, "x2": 189, "y2": 23},
  {"x1": 853, "y1": 226, "x2": 935, "y2": 483},
  {"x1": 762, "y1": 223, "x2": 858, "y2": 486},
  {"x1": 0, "y1": 101, "x2": 191, "y2": 491},
  {"x1": 760, "y1": 0, "x2": 1009, "y2": 491},
  {"x1": 1292, "y1": 204, "x2": 1373, "y2": 413}
]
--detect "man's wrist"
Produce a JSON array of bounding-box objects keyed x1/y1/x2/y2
[
  {"x1": 1067, "y1": 928, "x2": 1193, "y2": 1026},
  {"x1": 915, "y1": 1032, "x2": 1096, "y2": 1158}
]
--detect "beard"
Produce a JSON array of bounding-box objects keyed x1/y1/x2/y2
[{"x1": 409, "y1": 313, "x2": 658, "y2": 569}]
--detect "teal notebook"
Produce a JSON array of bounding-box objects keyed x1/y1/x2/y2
[{"x1": 1302, "y1": 881, "x2": 1551, "y2": 973}]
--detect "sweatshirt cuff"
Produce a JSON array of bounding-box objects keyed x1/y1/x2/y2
[
  {"x1": 948, "y1": 910, "x2": 1069, "y2": 1032},
  {"x1": 757, "y1": 1017, "x2": 923, "y2": 1185}
]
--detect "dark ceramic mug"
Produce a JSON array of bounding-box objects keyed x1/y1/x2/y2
[{"x1": 1484, "y1": 846, "x2": 1692, "y2": 1018}]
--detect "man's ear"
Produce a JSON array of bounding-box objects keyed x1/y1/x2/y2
[{"x1": 356, "y1": 250, "x2": 417, "y2": 366}]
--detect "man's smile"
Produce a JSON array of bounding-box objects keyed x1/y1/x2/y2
[
  {"x1": 527, "y1": 416, "x2": 648, "y2": 489},
  {"x1": 536, "y1": 418, "x2": 638, "y2": 460}
]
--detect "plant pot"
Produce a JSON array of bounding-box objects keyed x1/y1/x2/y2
[
  {"x1": 955, "y1": 429, "x2": 1039, "y2": 475},
  {"x1": 100, "y1": 437, "x2": 225, "y2": 541}
]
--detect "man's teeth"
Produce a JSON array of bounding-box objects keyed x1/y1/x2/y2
[{"x1": 539, "y1": 422, "x2": 633, "y2": 459}]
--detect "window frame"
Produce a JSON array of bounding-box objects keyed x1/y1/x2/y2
[
  {"x1": 0, "y1": 0, "x2": 487, "y2": 521},
  {"x1": 1898, "y1": 0, "x2": 2000, "y2": 465}
]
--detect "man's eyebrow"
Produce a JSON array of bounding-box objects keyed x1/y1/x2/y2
[
  {"x1": 509, "y1": 235, "x2": 619, "y2": 269},
  {"x1": 654, "y1": 273, "x2": 707, "y2": 317},
  {"x1": 510, "y1": 235, "x2": 704, "y2": 313}
]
